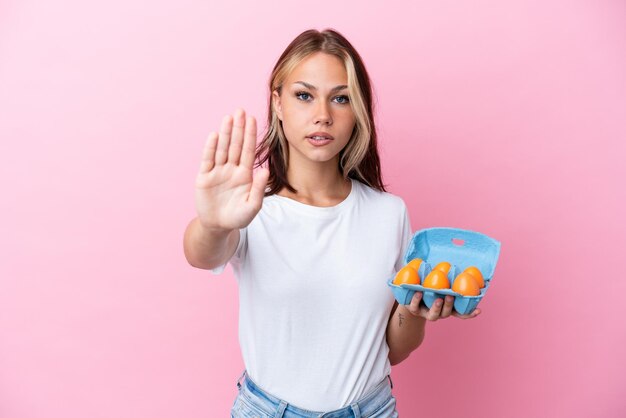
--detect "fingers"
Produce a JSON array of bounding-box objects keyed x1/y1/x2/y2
[
  {"x1": 227, "y1": 109, "x2": 246, "y2": 165},
  {"x1": 248, "y1": 167, "x2": 269, "y2": 208},
  {"x1": 407, "y1": 292, "x2": 423, "y2": 316},
  {"x1": 215, "y1": 114, "x2": 233, "y2": 165},
  {"x1": 439, "y1": 296, "x2": 455, "y2": 319},
  {"x1": 212, "y1": 109, "x2": 256, "y2": 168},
  {"x1": 453, "y1": 308, "x2": 482, "y2": 320},
  {"x1": 199, "y1": 132, "x2": 218, "y2": 173},
  {"x1": 240, "y1": 116, "x2": 258, "y2": 170},
  {"x1": 407, "y1": 293, "x2": 448, "y2": 321},
  {"x1": 425, "y1": 298, "x2": 444, "y2": 321},
  {"x1": 409, "y1": 294, "x2": 481, "y2": 321}
]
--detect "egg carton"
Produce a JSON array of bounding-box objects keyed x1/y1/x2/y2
[{"x1": 387, "y1": 227, "x2": 501, "y2": 315}]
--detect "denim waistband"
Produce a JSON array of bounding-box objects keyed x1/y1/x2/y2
[{"x1": 235, "y1": 370, "x2": 394, "y2": 417}]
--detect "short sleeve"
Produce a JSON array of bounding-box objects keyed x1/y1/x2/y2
[
  {"x1": 394, "y1": 201, "x2": 413, "y2": 274},
  {"x1": 209, "y1": 228, "x2": 247, "y2": 275}
]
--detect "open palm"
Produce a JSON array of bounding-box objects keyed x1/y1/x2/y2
[{"x1": 195, "y1": 109, "x2": 269, "y2": 231}]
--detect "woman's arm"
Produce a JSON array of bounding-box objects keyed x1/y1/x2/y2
[
  {"x1": 183, "y1": 109, "x2": 268, "y2": 270},
  {"x1": 386, "y1": 301, "x2": 427, "y2": 365},
  {"x1": 386, "y1": 293, "x2": 480, "y2": 365},
  {"x1": 183, "y1": 218, "x2": 238, "y2": 270}
]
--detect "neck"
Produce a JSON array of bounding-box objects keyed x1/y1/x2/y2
[{"x1": 279, "y1": 158, "x2": 351, "y2": 206}]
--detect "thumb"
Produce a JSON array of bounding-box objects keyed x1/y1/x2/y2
[{"x1": 248, "y1": 168, "x2": 270, "y2": 208}]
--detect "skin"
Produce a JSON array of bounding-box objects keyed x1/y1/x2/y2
[
  {"x1": 386, "y1": 294, "x2": 480, "y2": 365},
  {"x1": 192, "y1": 51, "x2": 480, "y2": 368},
  {"x1": 272, "y1": 52, "x2": 355, "y2": 206}
]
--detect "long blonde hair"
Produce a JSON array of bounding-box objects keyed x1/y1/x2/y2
[{"x1": 256, "y1": 28, "x2": 387, "y2": 195}]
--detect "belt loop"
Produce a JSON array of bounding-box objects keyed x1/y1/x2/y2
[
  {"x1": 350, "y1": 403, "x2": 361, "y2": 418},
  {"x1": 236, "y1": 370, "x2": 246, "y2": 390},
  {"x1": 274, "y1": 400, "x2": 288, "y2": 418},
  {"x1": 388, "y1": 374, "x2": 393, "y2": 389}
]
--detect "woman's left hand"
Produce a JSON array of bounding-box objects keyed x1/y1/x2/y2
[{"x1": 405, "y1": 291, "x2": 480, "y2": 321}]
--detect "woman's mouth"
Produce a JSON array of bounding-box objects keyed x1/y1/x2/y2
[
  {"x1": 306, "y1": 132, "x2": 334, "y2": 146},
  {"x1": 307, "y1": 136, "x2": 333, "y2": 146}
]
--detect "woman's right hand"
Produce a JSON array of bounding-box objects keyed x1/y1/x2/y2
[{"x1": 195, "y1": 109, "x2": 270, "y2": 232}]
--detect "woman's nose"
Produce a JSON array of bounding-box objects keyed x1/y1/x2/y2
[{"x1": 314, "y1": 101, "x2": 333, "y2": 125}]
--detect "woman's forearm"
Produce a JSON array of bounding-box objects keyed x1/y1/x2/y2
[
  {"x1": 386, "y1": 302, "x2": 427, "y2": 366},
  {"x1": 183, "y1": 217, "x2": 237, "y2": 270}
]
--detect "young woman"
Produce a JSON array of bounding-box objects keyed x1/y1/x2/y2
[{"x1": 183, "y1": 28, "x2": 479, "y2": 418}]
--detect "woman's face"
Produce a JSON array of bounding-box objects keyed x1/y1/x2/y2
[{"x1": 273, "y1": 52, "x2": 356, "y2": 169}]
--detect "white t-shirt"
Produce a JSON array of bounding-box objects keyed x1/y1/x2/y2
[{"x1": 210, "y1": 178, "x2": 412, "y2": 411}]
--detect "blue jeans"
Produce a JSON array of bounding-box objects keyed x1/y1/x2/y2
[{"x1": 230, "y1": 371, "x2": 399, "y2": 418}]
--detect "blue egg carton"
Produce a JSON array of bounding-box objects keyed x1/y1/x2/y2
[{"x1": 388, "y1": 227, "x2": 501, "y2": 315}]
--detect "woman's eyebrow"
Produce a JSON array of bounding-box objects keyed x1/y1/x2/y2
[{"x1": 294, "y1": 81, "x2": 348, "y2": 92}]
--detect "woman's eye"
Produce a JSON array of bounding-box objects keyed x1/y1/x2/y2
[
  {"x1": 296, "y1": 91, "x2": 311, "y2": 101},
  {"x1": 295, "y1": 92, "x2": 349, "y2": 104}
]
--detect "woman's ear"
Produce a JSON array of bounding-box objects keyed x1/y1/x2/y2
[{"x1": 272, "y1": 90, "x2": 283, "y2": 121}]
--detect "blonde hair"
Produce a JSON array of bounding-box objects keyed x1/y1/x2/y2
[{"x1": 257, "y1": 28, "x2": 386, "y2": 195}]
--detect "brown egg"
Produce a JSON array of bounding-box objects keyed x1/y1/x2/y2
[
  {"x1": 422, "y1": 269, "x2": 451, "y2": 289},
  {"x1": 406, "y1": 258, "x2": 423, "y2": 272},
  {"x1": 393, "y1": 265, "x2": 420, "y2": 285},
  {"x1": 433, "y1": 261, "x2": 452, "y2": 274},
  {"x1": 463, "y1": 266, "x2": 485, "y2": 288},
  {"x1": 452, "y1": 272, "x2": 481, "y2": 296}
]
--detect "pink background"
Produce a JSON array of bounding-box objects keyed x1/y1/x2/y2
[{"x1": 1, "y1": 0, "x2": 625, "y2": 417}]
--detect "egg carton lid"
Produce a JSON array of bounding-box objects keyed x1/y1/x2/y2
[{"x1": 403, "y1": 227, "x2": 501, "y2": 280}]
